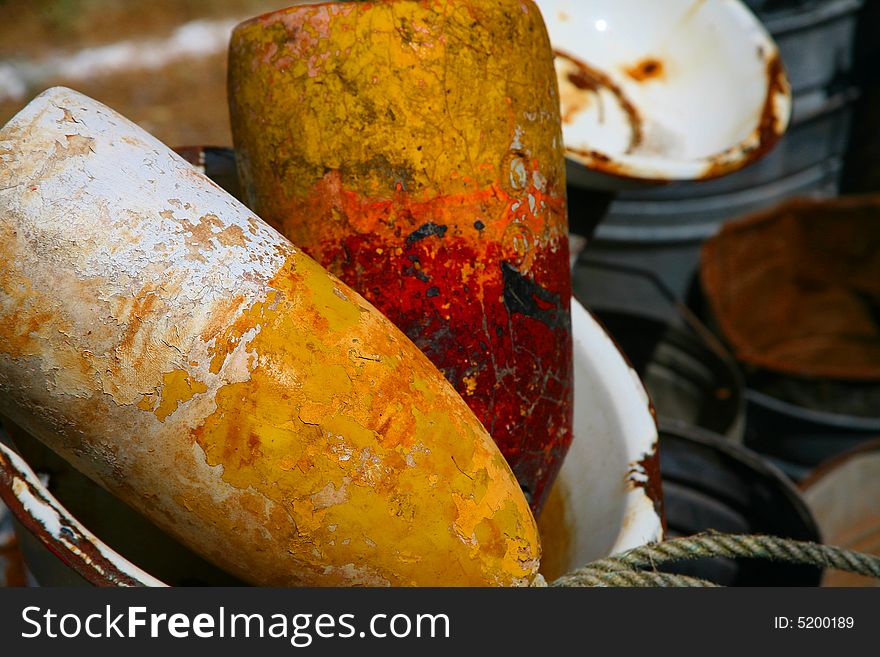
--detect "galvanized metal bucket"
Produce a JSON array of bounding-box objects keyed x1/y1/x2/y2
[
  {"x1": 761, "y1": 0, "x2": 863, "y2": 95},
  {"x1": 801, "y1": 439, "x2": 880, "y2": 587}
]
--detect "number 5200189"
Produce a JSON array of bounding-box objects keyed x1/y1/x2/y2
[{"x1": 774, "y1": 617, "x2": 854, "y2": 629}]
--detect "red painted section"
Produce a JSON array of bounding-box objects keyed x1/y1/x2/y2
[{"x1": 315, "y1": 225, "x2": 572, "y2": 512}]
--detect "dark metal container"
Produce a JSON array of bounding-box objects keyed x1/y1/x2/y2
[
  {"x1": 575, "y1": 261, "x2": 745, "y2": 441},
  {"x1": 692, "y1": 195, "x2": 880, "y2": 479},
  {"x1": 760, "y1": 0, "x2": 863, "y2": 94},
  {"x1": 659, "y1": 422, "x2": 823, "y2": 586},
  {"x1": 801, "y1": 439, "x2": 880, "y2": 586}
]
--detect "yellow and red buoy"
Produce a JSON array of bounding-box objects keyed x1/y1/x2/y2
[
  {"x1": 0, "y1": 87, "x2": 539, "y2": 586},
  {"x1": 229, "y1": 0, "x2": 573, "y2": 511}
]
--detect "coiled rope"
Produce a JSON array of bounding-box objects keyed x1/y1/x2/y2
[{"x1": 535, "y1": 531, "x2": 880, "y2": 587}]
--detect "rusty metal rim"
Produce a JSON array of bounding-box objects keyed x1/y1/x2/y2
[
  {"x1": 582, "y1": 304, "x2": 664, "y2": 524},
  {"x1": 573, "y1": 299, "x2": 666, "y2": 547},
  {"x1": 700, "y1": 194, "x2": 880, "y2": 382},
  {"x1": 565, "y1": 53, "x2": 791, "y2": 183},
  {"x1": 0, "y1": 441, "x2": 166, "y2": 587},
  {"x1": 798, "y1": 439, "x2": 880, "y2": 492}
]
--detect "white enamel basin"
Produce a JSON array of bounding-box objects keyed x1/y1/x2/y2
[
  {"x1": 539, "y1": 299, "x2": 663, "y2": 579},
  {"x1": 535, "y1": 0, "x2": 792, "y2": 190}
]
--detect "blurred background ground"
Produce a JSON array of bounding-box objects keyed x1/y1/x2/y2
[{"x1": 0, "y1": 0, "x2": 292, "y2": 146}]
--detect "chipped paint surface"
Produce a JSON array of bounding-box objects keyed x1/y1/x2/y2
[
  {"x1": 229, "y1": 0, "x2": 573, "y2": 512},
  {"x1": 0, "y1": 88, "x2": 539, "y2": 587}
]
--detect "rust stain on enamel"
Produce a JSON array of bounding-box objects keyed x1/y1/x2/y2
[
  {"x1": 698, "y1": 52, "x2": 790, "y2": 180},
  {"x1": 624, "y1": 57, "x2": 665, "y2": 83},
  {"x1": 554, "y1": 49, "x2": 643, "y2": 152}
]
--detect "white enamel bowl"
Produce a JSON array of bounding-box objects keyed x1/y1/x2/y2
[{"x1": 535, "y1": 0, "x2": 792, "y2": 190}]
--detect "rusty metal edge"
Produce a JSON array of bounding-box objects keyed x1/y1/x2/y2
[
  {"x1": 799, "y1": 438, "x2": 880, "y2": 493},
  {"x1": 581, "y1": 301, "x2": 667, "y2": 535},
  {"x1": 0, "y1": 441, "x2": 166, "y2": 587},
  {"x1": 563, "y1": 28, "x2": 792, "y2": 183}
]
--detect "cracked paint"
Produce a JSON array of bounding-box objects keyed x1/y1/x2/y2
[
  {"x1": 229, "y1": 0, "x2": 573, "y2": 512},
  {"x1": 0, "y1": 87, "x2": 539, "y2": 587}
]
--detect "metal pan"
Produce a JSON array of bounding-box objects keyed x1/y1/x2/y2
[{"x1": 535, "y1": 0, "x2": 791, "y2": 189}]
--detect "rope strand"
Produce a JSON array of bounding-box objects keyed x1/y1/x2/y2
[
  {"x1": 554, "y1": 568, "x2": 719, "y2": 588},
  {"x1": 551, "y1": 532, "x2": 880, "y2": 587}
]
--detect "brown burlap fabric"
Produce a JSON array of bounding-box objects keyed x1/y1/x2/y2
[{"x1": 700, "y1": 196, "x2": 880, "y2": 381}]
